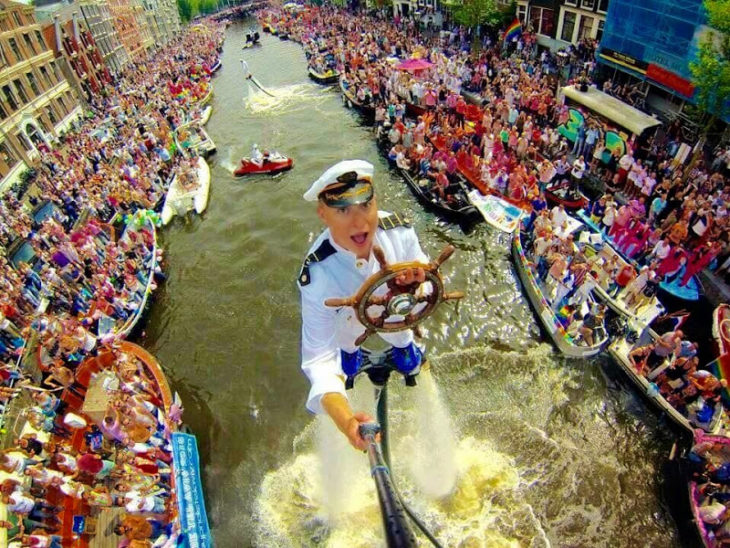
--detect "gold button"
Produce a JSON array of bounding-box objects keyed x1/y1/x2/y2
[{"x1": 356, "y1": 259, "x2": 367, "y2": 269}]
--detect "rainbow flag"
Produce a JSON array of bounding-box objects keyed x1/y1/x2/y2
[
  {"x1": 503, "y1": 18, "x2": 522, "y2": 42},
  {"x1": 706, "y1": 353, "x2": 730, "y2": 407}
]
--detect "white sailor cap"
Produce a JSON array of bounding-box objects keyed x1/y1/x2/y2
[{"x1": 303, "y1": 159, "x2": 375, "y2": 204}]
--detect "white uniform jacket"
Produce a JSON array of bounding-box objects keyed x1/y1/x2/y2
[{"x1": 297, "y1": 212, "x2": 428, "y2": 414}]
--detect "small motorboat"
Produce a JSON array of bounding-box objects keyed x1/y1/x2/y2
[
  {"x1": 234, "y1": 152, "x2": 293, "y2": 177},
  {"x1": 244, "y1": 31, "x2": 261, "y2": 48},
  {"x1": 544, "y1": 182, "x2": 589, "y2": 210}
]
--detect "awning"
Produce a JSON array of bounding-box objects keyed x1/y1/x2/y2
[{"x1": 561, "y1": 85, "x2": 661, "y2": 136}]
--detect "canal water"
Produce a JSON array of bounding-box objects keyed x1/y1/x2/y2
[{"x1": 142, "y1": 22, "x2": 682, "y2": 547}]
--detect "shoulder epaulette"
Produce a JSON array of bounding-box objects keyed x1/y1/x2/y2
[
  {"x1": 298, "y1": 239, "x2": 337, "y2": 286},
  {"x1": 378, "y1": 212, "x2": 411, "y2": 230}
]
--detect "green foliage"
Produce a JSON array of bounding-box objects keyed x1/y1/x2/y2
[
  {"x1": 705, "y1": 0, "x2": 730, "y2": 34},
  {"x1": 177, "y1": 0, "x2": 197, "y2": 22},
  {"x1": 448, "y1": 0, "x2": 501, "y2": 30},
  {"x1": 689, "y1": 0, "x2": 730, "y2": 123}
]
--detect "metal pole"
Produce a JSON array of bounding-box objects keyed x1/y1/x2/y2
[{"x1": 376, "y1": 382, "x2": 390, "y2": 467}]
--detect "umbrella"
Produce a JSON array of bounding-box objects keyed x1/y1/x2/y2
[{"x1": 396, "y1": 58, "x2": 433, "y2": 72}]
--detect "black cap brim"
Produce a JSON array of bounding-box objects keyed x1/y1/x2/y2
[{"x1": 319, "y1": 181, "x2": 374, "y2": 208}]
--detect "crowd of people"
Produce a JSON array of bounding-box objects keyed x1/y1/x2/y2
[
  {"x1": 0, "y1": 17, "x2": 225, "y2": 547},
  {"x1": 690, "y1": 434, "x2": 730, "y2": 544}
]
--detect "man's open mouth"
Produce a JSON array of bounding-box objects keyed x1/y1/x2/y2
[{"x1": 351, "y1": 232, "x2": 368, "y2": 245}]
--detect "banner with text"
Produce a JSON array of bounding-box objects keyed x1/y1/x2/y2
[{"x1": 172, "y1": 432, "x2": 211, "y2": 548}]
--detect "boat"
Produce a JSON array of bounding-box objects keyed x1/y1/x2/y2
[
  {"x1": 161, "y1": 157, "x2": 211, "y2": 224},
  {"x1": 576, "y1": 210, "x2": 702, "y2": 302},
  {"x1": 544, "y1": 182, "x2": 589, "y2": 210},
  {"x1": 245, "y1": 30, "x2": 261, "y2": 46},
  {"x1": 468, "y1": 190, "x2": 524, "y2": 233},
  {"x1": 566, "y1": 217, "x2": 665, "y2": 329},
  {"x1": 193, "y1": 105, "x2": 213, "y2": 126},
  {"x1": 427, "y1": 133, "x2": 532, "y2": 213},
  {"x1": 175, "y1": 122, "x2": 216, "y2": 158},
  {"x1": 279, "y1": 32, "x2": 290, "y2": 40},
  {"x1": 713, "y1": 304, "x2": 730, "y2": 356},
  {"x1": 211, "y1": 60, "x2": 222, "y2": 74},
  {"x1": 196, "y1": 85, "x2": 213, "y2": 106},
  {"x1": 36, "y1": 212, "x2": 160, "y2": 372},
  {"x1": 50, "y1": 341, "x2": 210, "y2": 548},
  {"x1": 512, "y1": 229, "x2": 609, "y2": 358},
  {"x1": 399, "y1": 168, "x2": 480, "y2": 224},
  {"x1": 340, "y1": 77, "x2": 375, "y2": 124},
  {"x1": 685, "y1": 431, "x2": 730, "y2": 548},
  {"x1": 233, "y1": 152, "x2": 293, "y2": 177},
  {"x1": 608, "y1": 331, "x2": 724, "y2": 435},
  {"x1": 308, "y1": 67, "x2": 340, "y2": 85}
]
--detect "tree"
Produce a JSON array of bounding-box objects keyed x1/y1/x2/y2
[
  {"x1": 686, "y1": 0, "x2": 730, "y2": 170},
  {"x1": 447, "y1": 0, "x2": 501, "y2": 50},
  {"x1": 177, "y1": 0, "x2": 197, "y2": 22},
  {"x1": 689, "y1": 0, "x2": 730, "y2": 122}
]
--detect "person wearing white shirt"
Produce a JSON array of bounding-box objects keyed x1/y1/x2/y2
[{"x1": 298, "y1": 160, "x2": 428, "y2": 450}]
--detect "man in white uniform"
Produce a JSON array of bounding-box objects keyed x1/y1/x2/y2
[{"x1": 298, "y1": 160, "x2": 427, "y2": 451}]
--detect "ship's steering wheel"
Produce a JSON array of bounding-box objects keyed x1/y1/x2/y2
[{"x1": 324, "y1": 245, "x2": 464, "y2": 346}]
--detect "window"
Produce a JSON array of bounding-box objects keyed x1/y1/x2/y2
[
  {"x1": 35, "y1": 31, "x2": 45, "y2": 51},
  {"x1": 565, "y1": 0, "x2": 577, "y2": 5},
  {"x1": 598, "y1": 0, "x2": 609, "y2": 13},
  {"x1": 46, "y1": 104, "x2": 58, "y2": 124},
  {"x1": 8, "y1": 37, "x2": 22, "y2": 62},
  {"x1": 26, "y1": 72, "x2": 39, "y2": 95},
  {"x1": 517, "y1": 5, "x2": 527, "y2": 22},
  {"x1": 596, "y1": 19, "x2": 605, "y2": 41},
  {"x1": 15, "y1": 131, "x2": 32, "y2": 151},
  {"x1": 22, "y1": 34, "x2": 36, "y2": 56},
  {"x1": 581, "y1": 0, "x2": 595, "y2": 10},
  {"x1": 0, "y1": 142, "x2": 18, "y2": 170},
  {"x1": 14, "y1": 80, "x2": 28, "y2": 104},
  {"x1": 2, "y1": 85, "x2": 18, "y2": 110},
  {"x1": 12, "y1": 12, "x2": 22, "y2": 28},
  {"x1": 49, "y1": 61, "x2": 62, "y2": 82},
  {"x1": 0, "y1": 102, "x2": 7, "y2": 120},
  {"x1": 39, "y1": 65, "x2": 53, "y2": 86},
  {"x1": 561, "y1": 11, "x2": 577, "y2": 42},
  {"x1": 529, "y1": 7, "x2": 555, "y2": 36},
  {"x1": 55, "y1": 97, "x2": 67, "y2": 116},
  {"x1": 578, "y1": 15, "x2": 594, "y2": 40}
]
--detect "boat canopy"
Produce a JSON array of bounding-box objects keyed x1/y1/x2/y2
[{"x1": 561, "y1": 85, "x2": 662, "y2": 137}]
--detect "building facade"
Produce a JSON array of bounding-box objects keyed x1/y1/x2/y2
[
  {"x1": 79, "y1": 0, "x2": 128, "y2": 75},
  {"x1": 516, "y1": 0, "x2": 608, "y2": 49},
  {"x1": 0, "y1": 0, "x2": 82, "y2": 191},
  {"x1": 597, "y1": 0, "x2": 706, "y2": 118},
  {"x1": 41, "y1": 9, "x2": 113, "y2": 102},
  {"x1": 106, "y1": 0, "x2": 150, "y2": 62}
]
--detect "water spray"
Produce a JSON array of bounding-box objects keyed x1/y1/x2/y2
[{"x1": 240, "y1": 58, "x2": 275, "y2": 98}]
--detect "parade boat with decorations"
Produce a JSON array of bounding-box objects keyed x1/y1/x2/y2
[
  {"x1": 427, "y1": 133, "x2": 533, "y2": 214},
  {"x1": 339, "y1": 76, "x2": 376, "y2": 124},
  {"x1": 713, "y1": 304, "x2": 730, "y2": 357},
  {"x1": 562, "y1": 219, "x2": 666, "y2": 329},
  {"x1": 398, "y1": 168, "x2": 480, "y2": 225},
  {"x1": 23, "y1": 341, "x2": 209, "y2": 547},
  {"x1": 674, "y1": 431, "x2": 730, "y2": 548},
  {"x1": 210, "y1": 59, "x2": 222, "y2": 74},
  {"x1": 234, "y1": 151, "x2": 293, "y2": 177},
  {"x1": 512, "y1": 229, "x2": 608, "y2": 358},
  {"x1": 576, "y1": 210, "x2": 702, "y2": 302},
  {"x1": 175, "y1": 122, "x2": 217, "y2": 159},
  {"x1": 161, "y1": 157, "x2": 211, "y2": 225},
  {"x1": 544, "y1": 181, "x2": 590, "y2": 210},
  {"x1": 468, "y1": 189, "x2": 524, "y2": 233},
  {"x1": 608, "y1": 331, "x2": 724, "y2": 436},
  {"x1": 36, "y1": 209, "x2": 161, "y2": 373}
]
